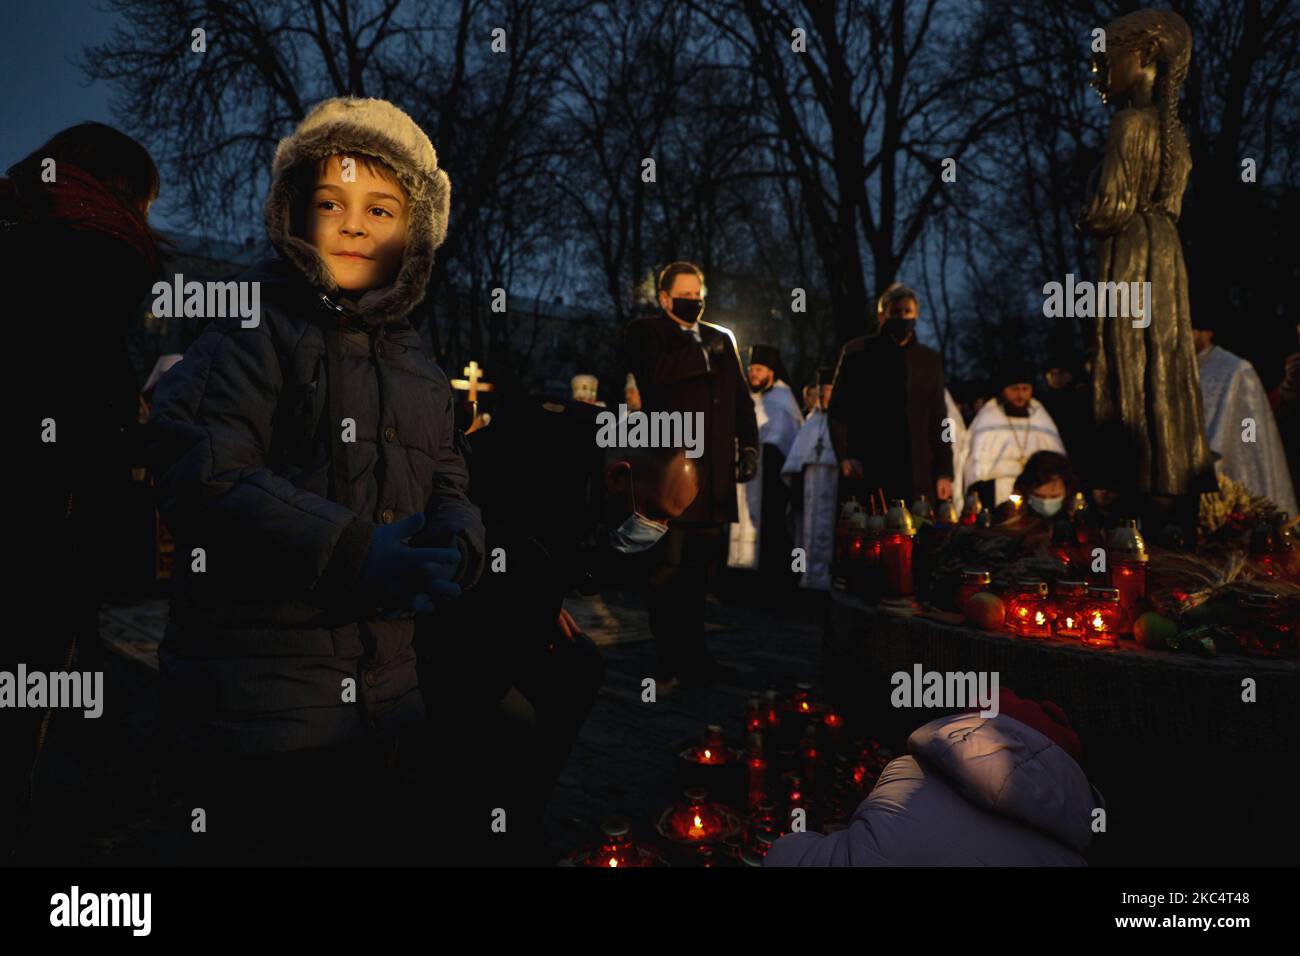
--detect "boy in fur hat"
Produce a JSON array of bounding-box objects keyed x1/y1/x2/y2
[{"x1": 149, "y1": 98, "x2": 484, "y2": 863}]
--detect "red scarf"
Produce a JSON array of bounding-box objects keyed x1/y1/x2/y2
[{"x1": 3, "y1": 162, "x2": 161, "y2": 274}]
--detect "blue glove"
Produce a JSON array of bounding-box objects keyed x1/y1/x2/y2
[{"x1": 356, "y1": 512, "x2": 462, "y2": 614}]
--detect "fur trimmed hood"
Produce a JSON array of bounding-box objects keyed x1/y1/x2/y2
[{"x1": 264, "y1": 97, "x2": 450, "y2": 323}]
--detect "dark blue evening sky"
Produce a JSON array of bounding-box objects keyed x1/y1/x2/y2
[{"x1": 1, "y1": 1, "x2": 188, "y2": 232}]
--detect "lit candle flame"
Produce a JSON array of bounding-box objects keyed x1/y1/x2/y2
[
  {"x1": 1009, "y1": 494, "x2": 1022, "y2": 505},
  {"x1": 702, "y1": 749, "x2": 711, "y2": 760},
  {"x1": 693, "y1": 814, "x2": 703, "y2": 829},
  {"x1": 1092, "y1": 612, "x2": 1105, "y2": 629},
  {"x1": 608, "y1": 858, "x2": 618, "y2": 868},
  {"x1": 799, "y1": 701, "x2": 809, "y2": 711},
  {"x1": 1034, "y1": 611, "x2": 1046, "y2": 625}
]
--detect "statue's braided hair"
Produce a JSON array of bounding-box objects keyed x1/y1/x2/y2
[{"x1": 1105, "y1": 9, "x2": 1192, "y2": 214}]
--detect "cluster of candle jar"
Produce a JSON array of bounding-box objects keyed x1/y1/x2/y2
[
  {"x1": 956, "y1": 516, "x2": 1153, "y2": 644},
  {"x1": 579, "y1": 686, "x2": 893, "y2": 867},
  {"x1": 565, "y1": 818, "x2": 668, "y2": 868},
  {"x1": 1248, "y1": 513, "x2": 1298, "y2": 582},
  {"x1": 962, "y1": 573, "x2": 1131, "y2": 644},
  {"x1": 835, "y1": 497, "x2": 952, "y2": 601}
]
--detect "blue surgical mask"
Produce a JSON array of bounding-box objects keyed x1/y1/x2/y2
[
  {"x1": 609, "y1": 481, "x2": 669, "y2": 553},
  {"x1": 611, "y1": 511, "x2": 670, "y2": 553},
  {"x1": 1029, "y1": 495, "x2": 1065, "y2": 517}
]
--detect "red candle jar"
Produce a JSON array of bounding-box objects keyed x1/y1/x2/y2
[
  {"x1": 858, "y1": 512, "x2": 886, "y2": 599},
  {"x1": 749, "y1": 799, "x2": 778, "y2": 837},
  {"x1": 835, "y1": 497, "x2": 865, "y2": 563},
  {"x1": 787, "y1": 682, "x2": 820, "y2": 717},
  {"x1": 798, "y1": 725, "x2": 822, "y2": 792},
  {"x1": 1083, "y1": 586, "x2": 1125, "y2": 645},
  {"x1": 881, "y1": 499, "x2": 917, "y2": 596},
  {"x1": 1008, "y1": 580, "x2": 1052, "y2": 637},
  {"x1": 567, "y1": 818, "x2": 667, "y2": 868},
  {"x1": 1051, "y1": 520, "x2": 1077, "y2": 569},
  {"x1": 654, "y1": 787, "x2": 741, "y2": 846},
  {"x1": 763, "y1": 688, "x2": 781, "y2": 730},
  {"x1": 678, "y1": 726, "x2": 744, "y2": 806},
  {"x1": 745, "y1": 732, "x2": 768, "y2": 807},
  {"x1": 745, "y1": 696, "x2": 763, "y2": 734},
  {"x1": 593, "y1": 819, "x2": 634, "y2": 868},
  {"x1": 957, "y1": 569, "x2": 992, "y2": 610},
  {"x1": 822, "y1": 711, "x2": 844, "y2": 753},
  {"x1": 783, "y1": 772, "x2": 805, "y2": 815},
  {"x1": 960, "y1": 491, "x2": 984, "y2": 526},
  {"x1": 1052, "y1": 580, "x2": 1088, "y2": 639},
  {"x1": 742, "y1": 829, "x2": 776, "y2": 867},
  {"x1": 1108, "y1": 519, "x2": 1148, "y2": 614}
]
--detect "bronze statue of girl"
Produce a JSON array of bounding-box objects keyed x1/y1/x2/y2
[{"x1": 1081, "y1": 9, "x2": 1214, "y2": 520}]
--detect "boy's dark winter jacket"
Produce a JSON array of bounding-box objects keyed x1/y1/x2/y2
[{"x1": 149, "y1": 98, "x2": 484, "y2": 754}]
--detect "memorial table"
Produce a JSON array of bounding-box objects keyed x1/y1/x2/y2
[{"x1": 824, "y1": 591, "x2": 1300, "y2": 864}]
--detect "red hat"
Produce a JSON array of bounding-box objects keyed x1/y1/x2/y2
[{"x1": 995, "y1": 688, "x2": 1083, "y2": 762}]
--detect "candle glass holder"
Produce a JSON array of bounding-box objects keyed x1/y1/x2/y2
[
  {"x1": 1084, "y1": 586, "x2": 1126, "y2": 645},
  {"x1": 957, "y1": 569, "x2": 992, "y2": 611},
  {"x1": 1108, "y1": 519, "x2": 1149, "y2": 614},
  {"x1": 1008, "y1": 579, "x2": 1052, "y2": 637},
  {"x1": 881, "y1": 499, "x2": 916, "y2": 597},
  {"x1": 1052, "y1": 580, "x2": 1088, "y2": 639}
]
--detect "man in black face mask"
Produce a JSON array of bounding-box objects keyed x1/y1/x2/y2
[
  {"x1": 827, "y1": 283, "x2": 954, "y2": 506},
  {"x1": 622, "y1": 261, "x2": 759, "y2": 686}
]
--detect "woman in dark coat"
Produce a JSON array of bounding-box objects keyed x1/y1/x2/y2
[{"x1": 2, "y1": 123, "x2": 163, "y2": 859}]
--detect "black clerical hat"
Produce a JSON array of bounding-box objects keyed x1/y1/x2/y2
[
  {"x1": 747, "y1": 344, "x2": 783, "y2": 370},
  {"x1": 996, "y1": 358, "x2": 1035, "y2": 390}
]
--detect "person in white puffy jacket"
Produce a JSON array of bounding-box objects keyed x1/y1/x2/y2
[{"x1": 765, "y1": 691, "x2": 1102, "y2": 866}]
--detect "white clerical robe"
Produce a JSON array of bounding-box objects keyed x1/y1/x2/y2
[
  {"x1": 963, "y1": 399, "x2": 1065, "y2": 504},
  {"x1": 782, "y1": 408, "x2": 838, "y2": 590},
  {"x1": 944, "y1": 388, "x2": 968, "y2": 505},
  {"x1": 1198, "y1": 346, "x2": 1297, "y2": 515},
  {"x1": 728, "y1": 381, "x2": 804, "y2": 569}
]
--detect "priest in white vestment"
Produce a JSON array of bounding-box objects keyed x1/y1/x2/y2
[
  {"x1": 964, "y1": 360, "x2": 1065, "y2": 507},
  {"x1": 782, "y1": 368, "x2": 838, "y2": 590},
  {"x1": 1194, "y1": 326, "x2": 1297, "y2": 515},
  {"x1": 728, "y1": 346, "x2": 803, "y2": 573}
]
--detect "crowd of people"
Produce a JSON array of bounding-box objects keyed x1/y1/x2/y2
[
  {"x1": 591, "y1": 275, "x2": 1298, "y2": 628},
  {"x1": 9, "y1": 94, "x2": 1299, "y2": 867}
]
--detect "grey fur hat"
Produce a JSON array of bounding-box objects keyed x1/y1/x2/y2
[{"x1": 264, "y1": 96, "x2": 451, "y2": 322}]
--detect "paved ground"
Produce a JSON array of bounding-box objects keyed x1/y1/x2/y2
[{"x1": 16, "y1": 578, "x2": 829, "y2": 865}]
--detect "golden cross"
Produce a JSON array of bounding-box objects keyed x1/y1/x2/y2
[{"x1": 450, "y1": 360, "x2": 496, "y2": 404}]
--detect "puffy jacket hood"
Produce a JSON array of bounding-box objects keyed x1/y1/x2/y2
[
  {"x1": 264, "y1": 97, "x2": 450, "y2": 324},
  {"x1": 909, "y1": 712, "x2": 1100, "y2": 853}
]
